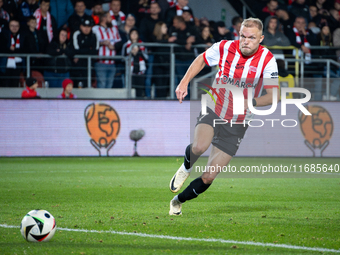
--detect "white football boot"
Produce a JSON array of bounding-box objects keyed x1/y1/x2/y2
[
  {"x1": 169, "y1": 163, "x2": 191, "y2": 193},
  {"x1": 169, "y1": 195, "x2": 182, "y2": 215}
]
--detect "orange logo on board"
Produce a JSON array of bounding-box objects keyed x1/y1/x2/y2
[
  {"x1": 298, "y1": 105, "x2": 333, "y2": 157},
  {"x1": 84, "y1": 103, "x2": 120, "y2": 156}
]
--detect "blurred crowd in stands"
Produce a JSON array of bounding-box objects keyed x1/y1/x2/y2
[
  {"x1": 0, "y1": 0, "x2": 339, "y2": 100},
  {"x1": 255, "y1": 0, "x2": 340, "y2": 100}
]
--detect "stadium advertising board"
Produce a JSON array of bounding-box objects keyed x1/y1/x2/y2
[
  {"x1": 0, "y1": 100, "x2": 189, "y2": 157},
  {"x1": 0, "y1": 100, "x2": 338, "y2": 157}
]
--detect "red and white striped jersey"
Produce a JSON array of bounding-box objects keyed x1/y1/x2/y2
[
  {"x1": 202, "y1": 40, "x2": 279, "y2": 122},
  {"x1": 92, "y1": 25, "x2": 121, "y2": 64}
]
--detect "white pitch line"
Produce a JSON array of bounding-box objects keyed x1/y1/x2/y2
[{"x1": 1, "y1": 224, "x2": 339, "y2": 253}]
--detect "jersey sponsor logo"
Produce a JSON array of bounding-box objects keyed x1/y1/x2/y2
[
  {"x1": 271, "y1": 72, "x2": 279, "y2": 78},
  {"x1": 219, "y1": 75, "x2": 258, "y2": 88},
  {"x1": 235, "y1": 63, "x2": 244, "y2": 70}
]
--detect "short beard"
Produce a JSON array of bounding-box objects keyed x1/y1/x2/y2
[
  {"x1": 240, "y1": 47, "x2": 257, "y2": 56},
  {"x1": 106, "y1": 22, "x2": 113, "y2": 28}
]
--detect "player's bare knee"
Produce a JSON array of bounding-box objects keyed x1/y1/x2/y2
[
  {"x1": 192, "y1": 143, "x2": 208, "y2": 156},
  {"x1": 202, "y1": 177, "x2": 214, "y2": 185}
]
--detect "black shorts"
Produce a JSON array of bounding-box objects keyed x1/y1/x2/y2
[{"x1": 196, "y1": 108, "x2": 248, "y2": 157}]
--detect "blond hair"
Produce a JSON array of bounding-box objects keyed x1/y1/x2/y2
[{"x1": 241, "y1": 17, "x2": 263, "y2": 33}]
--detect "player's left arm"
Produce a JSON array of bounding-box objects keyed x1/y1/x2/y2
[
  {"x1": 253, "y1": 56, "x2": 280, "y2": 107},
  {"x1": 253, "y1": 87, "x2": 280, "y2": 107}
]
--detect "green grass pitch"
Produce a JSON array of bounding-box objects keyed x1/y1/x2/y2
[{"x1": 0, "y1": 157, "x2": 339, "y2": 254}]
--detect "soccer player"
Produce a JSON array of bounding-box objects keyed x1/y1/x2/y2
[{"x1": 169, "y1": 17, "x2": 280, "y2": 215}]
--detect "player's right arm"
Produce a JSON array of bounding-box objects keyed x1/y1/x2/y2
[
  {"x1": 176, "y1": 41, "x2": 222, "y2": 103},
  {"x1": 175, "y1": 53, "x2": 206, "y2": 103}
]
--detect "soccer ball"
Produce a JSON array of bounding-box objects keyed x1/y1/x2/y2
[{"x1": 20, "y1": 209, "x2": 56, "y2": 242}]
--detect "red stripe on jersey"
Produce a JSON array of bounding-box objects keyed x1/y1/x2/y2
[
  {"x1": 214, "y1": 41, "x2": 230, "y2": 117},
  {"x1": 246, "y1": 50, "x2": 262, "y2": 94},
  {"x1": 223, "y1": 46, "x2": 244, "y2": 120},
  {"x1": 218, "y1": 40, "x2": 228, "y2": 72},
  {"x1": 224, "y1": 100, "x2": 234, "y2": 120},
  {"x1": 223, "y1": 90, "x2": 233, "y2": 120},
  {"x1": 215, "y1": 89, "x2": 225, "y2": 117},
  {"x1": 235, "y1": 49, "x2": 263, "y2": 122},
  {"x1": 214, "y1": 40, "x2": 228, "y2": 117},
  {"x1": 222, "y1": 41, "x2": 236, "y2": 78},
  {"x1": 203, "y1": 52, "x2": 209, "y2": 66},
  {"x1": 98, "y1": 27, "x2": 104, "y2": 40},
  {"x1": 216, "y1": 40, "x2": 227, "y2": 85},
  {"x1": 217, "y1": 42, "x2": 236, "y2": 117},
  {"x1": 255, "y1": 51, "x2": 274, "y2": 97}
]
